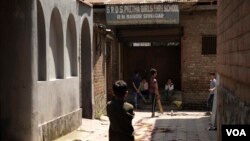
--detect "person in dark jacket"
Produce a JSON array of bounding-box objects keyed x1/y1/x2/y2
[{"x1": 107, "y1": 80, "x2": 135, "y2": 141}]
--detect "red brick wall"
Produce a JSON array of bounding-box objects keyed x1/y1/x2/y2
[
  {"x1": 217, "y1": 0, "x2": 250, "y2": 98},
  {"x1": 93, "y1": 30, "x2": 106, "y2": 118},
  {"x1": 93, "y1": 32, "x2": 120, "y2": 117},
  {"x1": 93, "y1": 11, "x2": 120, "y2": 117},
  {"x1": 217, "y1": 0, "x2": 250, "y2": 140},
  {"x1": 93, "y1": 35, "x2": 106, "y2": 97},
  {"x1": 180, "y1": 11, "x2": 217, "y2": 108}
]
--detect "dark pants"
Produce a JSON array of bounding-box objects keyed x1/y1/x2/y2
[
  {"x1": 207, "y1": 94, "x2": 214, "y2": 111},
  {"x1": 109, "y1": 134, "x2": 134, "y2": 141},
  {"x1": 141, "y1": 90, "x2": 149, "y2": 99},
  {"x1": 151, "y1": 93, "x2": 157, "y2": 115}
]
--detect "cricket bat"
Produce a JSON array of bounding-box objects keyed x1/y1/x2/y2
[
  {"x1": 157, "y1": 97, "x2": 164, "y2": 114},
  {"x1": 138, "y1": 93, "x2": 147, "y2": 103}
]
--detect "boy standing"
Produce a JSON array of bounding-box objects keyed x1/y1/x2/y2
[
  {"x1": 132, "y1": 70, "x2": 141, "y2": 109},
  {"x1": 149, "y1": 68, "x2": 161, "y2": 117},
  {"x1": 207, "y1": 72, "x2": 216, "y2": 114},
  {"x1": 107, "y1": 80, "x2": 135, "y2": 141},
  {"x1": 207, "y1": 72, "x2": 217, "y2": 130},
  {"x1": 139, "y1": 76, "x2": 149, "y2": 100}
]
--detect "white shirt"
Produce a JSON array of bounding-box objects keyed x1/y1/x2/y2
[
  {"x1": 165, "y1": 84, "x2": 174, "y2": 91},
  {"x1": 144, "y1": 82, "x2": 148, "y2": 90},
  {"x1": 139, "y1": 82, "x2": 148, "y2": 91}
]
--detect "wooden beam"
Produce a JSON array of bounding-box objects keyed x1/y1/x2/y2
[
  {"x1": 198, "y1": 0, "x2": 216, "y2": 2},
  {"x1": 119, "y1": 35, "x2": 181, "y2": 42},
  {"x1": 195, "y1": 5, "x2": 217, "y2": 10}
]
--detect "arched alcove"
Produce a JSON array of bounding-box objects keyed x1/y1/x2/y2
[
  {"x1": 81, "y1": 19, "x2": 93, "y2": 118},
  {"x1": 66, "y1": 14, "x2": 77, "y2": 77},
  {"x1": 49, "y1": 8, "x2": 64, "y2": 80},
  {"x1": 37, "y1": 0, "x2": 46, "y2": 81}
]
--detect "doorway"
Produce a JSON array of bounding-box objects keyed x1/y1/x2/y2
[
  {"x1": 123, "y1": 43, "x2": 181, "y2": 91},
  {"x1": 80, "y1": 19, "x2": 93, "y2": 119},
  {"x1": 106, "y1": 41, "x2": 113, "y2": 101}
]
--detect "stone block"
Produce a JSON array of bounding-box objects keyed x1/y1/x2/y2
[{"x1": 39, "y1": 109, "x2": 82, "y2": 141}]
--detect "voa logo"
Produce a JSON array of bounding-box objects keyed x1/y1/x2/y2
[{"x1": 226, "y1": 129, "x2": 246, "y2": 136}]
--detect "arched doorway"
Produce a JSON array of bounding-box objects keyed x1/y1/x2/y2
[{"x1": 80, "y1": 19, "x2": 93, "y2": 119}]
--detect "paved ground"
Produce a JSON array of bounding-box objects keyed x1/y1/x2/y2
[{"x1": 54, "y1": 110, "x2": 217, "y2": 141}]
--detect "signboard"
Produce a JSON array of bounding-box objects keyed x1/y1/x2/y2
[{"x1": 106, "y1": 3, "x2": 179, "y2": 25}]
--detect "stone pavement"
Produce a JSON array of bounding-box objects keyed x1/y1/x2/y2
[{"x1": 54, "y1": 110, "x2": 217, "y2": 141}]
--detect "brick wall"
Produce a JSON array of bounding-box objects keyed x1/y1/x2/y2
[
  {"x1": 93, "y1": 12, "x2": 120, "y2": 118},
  {"x1": 93, "y1": 8, "x2": 217, "y2": 110},
  {"x1": 93, "y1": 30, "x2": 106, "y2": 118},
  {"x1": 107, "y1": 39, "x2": 120, "y2": 101},
  {"x1": 217, "y1": 0, "x2": 250, "y2": 140},
  {"x1": 181, "y1": 11, "x2": 217, "y2": 108}
]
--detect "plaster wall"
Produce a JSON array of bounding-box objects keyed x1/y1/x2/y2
[
  {"x1": 0, "y1": 0, "x2": 35, "y2": 140},
  {"x1": 0, "y1": 0, "x2": 93, "y2": 140},
  {"x1": 36, "y1": 0, "x2": 81, "y2": 125},
  {"x1": 35, "y1": 0, "x2": 93, "y2": 140}
]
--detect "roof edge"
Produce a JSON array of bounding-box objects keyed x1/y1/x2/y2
[
  {"x1": 79, "y1": 0, "x2": 93, "y2": 7},
  {"x1": 88, "y1": 0, "x2": 201, "y2": 5}
]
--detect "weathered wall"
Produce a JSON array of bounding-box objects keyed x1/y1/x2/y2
[
  {"x1": 0, "y1": 0, "x2": 93, "y2": 140},
  {"x1": 180, "y1": 10, "x2": 217, "y2": 109},
  {"x1": 93, "y1": 11, "x2": 120, "y2": 118},
  {"x1": 0, "y1": 0, "x2": 37, "y2": 140},
  {"x1": 217, "y1": 0, "x2": 250, "y2": 140},
  {"x1": 35, "y1": 0, "x2": 93, "y2": 140},
  {"x1": 37, "y1": 79, "x2": 81, "y2": 141},
  {"x1": 93, "y1": 29, "x2": 107, "y2": 118},
  {"x1": 92, "y1": 31, "x2": 119, "y2": 118}
]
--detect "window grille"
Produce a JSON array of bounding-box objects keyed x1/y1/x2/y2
[{"x1": 202, "y1": 35, "x2": 216, "y2": 55}]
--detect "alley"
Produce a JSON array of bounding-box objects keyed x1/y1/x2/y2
[
  {"x1": 2, "y1": 0, "x2": 250, "y2": 140},
  {"x1": 54, "y1": 111, "x2": 216, "y2": 141}
]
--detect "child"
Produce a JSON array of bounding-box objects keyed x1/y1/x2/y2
[
  {"x1": 149, "y1": 68, "x2": 161, "y2": 117},
  {"x1": 107, "y1": 80, "x2": 135, "y2": 141},
  {"x1": 207, "y1": 72, "x2": 216, "y2": 114},
  {"x1": 132, "y1": 70, "x2": 141, "y2": 109},
  {"x1": 139, "y1": 76, "x2": 149, "y2": 100},
  {"x1": 164, "y1": 79, "x2": 174, "y2": 103}
]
